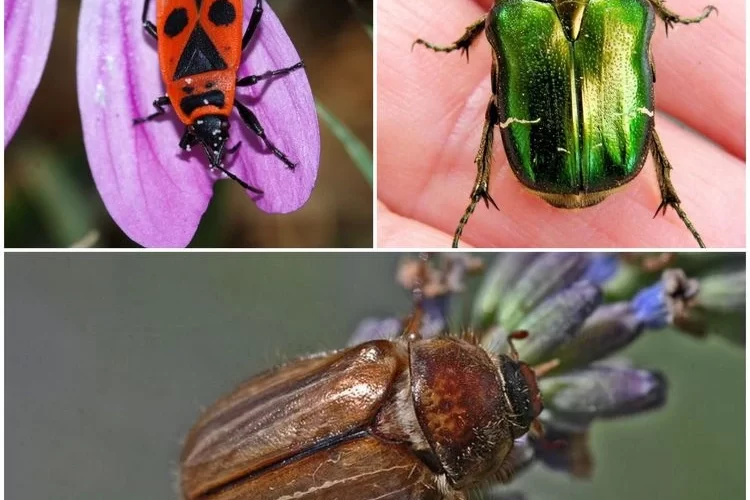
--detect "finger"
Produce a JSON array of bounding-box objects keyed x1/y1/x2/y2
[
  {"x1": 378, "y1": 0, "x2": 491, "y2": 215},
  {"x1": 650, "y1": 0, "x2": 744, "y2": 158},
  {"x1": 378, "y1": 202, "x2": 467, "y2": 248}
]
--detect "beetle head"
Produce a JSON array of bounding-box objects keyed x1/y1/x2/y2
[
  {"x1": 191, "y1": 115, "x2": 230, "y2": 169},
  {"x1": 499, "y1": 357, "x2": 544, "y2": 438}
]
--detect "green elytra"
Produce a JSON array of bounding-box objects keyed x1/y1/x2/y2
[{"x1": 413, "y1": 0, "x2": 716, "y2": 248}]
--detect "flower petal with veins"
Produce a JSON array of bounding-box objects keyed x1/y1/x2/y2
[
  {"x1": 77, "y1": 0, "x2": 319, "y2": 247},
  {"x1": 5, "y1": 0, "x2": 57, "y2": 146}
]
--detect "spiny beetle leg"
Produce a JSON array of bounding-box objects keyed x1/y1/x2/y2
[
  {"x1": 236, "y1": 62, "x2": 304, "y2": 87},
  {"x1": 234, "y1": 99, "x2": 296, "y2": 169},
  {"x1": 647, "y1": 0, "x2": 717, "y2": 35},
  {"x1": 133, "y1": 95, "x2": 171, "y2": 125},
  {"x1": 650, "y1": 129, "x2": 705, "y2": 248},
  {"x1": 141, "y1": 0, "x2": 157, "y2": 39},
  {"x1": 412, "y1": 15, "x2": 487, "y2": 62},
  {"x1": 453, "y1": 62, "x2": 501, "y2": 248},
  {"x1": 242, "y1": 0, "x2": 264, "y2": 51}
]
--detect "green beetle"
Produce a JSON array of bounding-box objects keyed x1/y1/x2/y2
[{"x1": 414, "y1": 0, "x2": 716, "y2": 248}]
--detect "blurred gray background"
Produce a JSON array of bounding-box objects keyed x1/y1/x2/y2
[{"x1": 5, "y1": 253, "x2": 745, "y2": 499}]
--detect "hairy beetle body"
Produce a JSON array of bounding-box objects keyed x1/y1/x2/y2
[{"x1": 181, "y1": 336, "x2": 543, "y2": 499}]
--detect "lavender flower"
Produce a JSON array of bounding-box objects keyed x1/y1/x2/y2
[
  {"x1": 76, "y1": 0, "x2": 319, "y2": 247},
  {"x1": 5, "y1": 0, "x2": 57, "y2": 146},
  {"x1": 350, "y1": 253, "x2": 745, "y2": 498}
]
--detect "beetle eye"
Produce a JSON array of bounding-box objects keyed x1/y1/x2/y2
[{"x1": 501, "y1": 358, "x2": 542, "y2": 436}]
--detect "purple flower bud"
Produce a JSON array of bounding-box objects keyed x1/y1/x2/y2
[
  {"x1": 483, "y1": 281, "x2": 602, "y2": 363},
  {"x1": 530, "y1": 424, "x2": 593, "y2": 479},
  {"x1": 540, "y1": 366, "x2": 667, "y2": 423},
  {"x1": 348, "y1": 317, "x2": 402, "y2": 346},
  {"x1": 498, "y1": 253, "x2": 590, "y2": 331},
  {"x1": 582, "y1": 254, "x2": 620, "y2": 285},
  {"x1": 5, "y1": 0, "x2": 57, "y2": 146}
]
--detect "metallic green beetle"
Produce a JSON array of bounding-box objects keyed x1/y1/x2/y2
[{"x1": 414, "y1": 0, "x2": 716, "y2": 248}]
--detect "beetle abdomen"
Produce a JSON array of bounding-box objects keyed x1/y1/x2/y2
[
  {"x1": 488, "y1": 0, "x2": 655, "y2": 206},
  {"x1": 207, "y1": 435, "x2": 441, "y2": 500},
  {"x1": 181, "y1": 341, "x2": 406, "y2": 499}
]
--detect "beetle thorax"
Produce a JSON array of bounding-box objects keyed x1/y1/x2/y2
[
  {"x1": 551, "y1": 0, "x2": 590, "y2": 40},
  {"x1": 408, "y1": 338, "x2": 517, "y2": 489}
]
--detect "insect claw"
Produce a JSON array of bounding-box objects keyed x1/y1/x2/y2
[{"x1": 484, "y1": 193, "x2": 499, "y2": 211}]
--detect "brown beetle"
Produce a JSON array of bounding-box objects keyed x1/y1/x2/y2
[{"x1": 181, "y1": 310, "x2": 553, "y2": 499}]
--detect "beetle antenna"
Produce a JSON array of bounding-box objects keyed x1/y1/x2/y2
[
  {"x1": 506, "y1": 330, "x2": 529, "y2": 361},
  {"x1": 400, "y1": 253, "x2": 430, "y2": 341}
]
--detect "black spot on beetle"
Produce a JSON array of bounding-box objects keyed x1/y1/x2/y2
[
  {"x1": 205, "y1": 82, "x2": 214, "y2": 89},
  {"x1": 180, "y1": 90, "x2": 225, "y2": 116},
  {"x1": 208, "y1": 0, "x2": 236, "y2": 26},
  {"x1": 164, "y1": 8, "x2": 189, "y2": 38},
  {"x1": 182, "y1": 86, "x2": 195, "y2": 94}
]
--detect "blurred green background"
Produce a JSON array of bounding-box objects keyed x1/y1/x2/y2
[
  {"x1": 5, "y1": 253, "x2": 744, "y2": 499},
  {"x1": 5, "y1": 0, "x2": 373, "y2": 248}
]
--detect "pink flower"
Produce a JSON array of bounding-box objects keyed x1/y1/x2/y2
[
  {"x1": 76, "y1": 0, "x2": 320, "y2": 247},
  {"x1": 5, "y1": 0, "x2": 57, "y2": 146}
]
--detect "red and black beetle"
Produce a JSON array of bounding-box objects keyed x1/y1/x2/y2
[{"x1": 134, "y1": 0, "x2": 303, "y2": 194}]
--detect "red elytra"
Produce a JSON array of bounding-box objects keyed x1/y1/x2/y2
[{"x1": 134, "y1": 0, "x2": 304, "y2": 194}]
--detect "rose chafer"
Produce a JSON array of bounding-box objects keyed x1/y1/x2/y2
[{"x1": 414, "y1": 0, "x2": 716, "y2": 248}]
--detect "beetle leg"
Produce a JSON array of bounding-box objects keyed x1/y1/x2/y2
[
  {"x1": 178, "y1": 129, "x2": 199, "y2": 151},
  {"x1": 141, "y1": 0, "x2": 158, "y2": 39},
  {"x1": 242, "y1": 0, "x2": 264, "y2": 51},
  {"x1": 412, "y1": 15, "x2": 487, "y2": 62},
  {"x1": 236, "y1": 62, "x2": 304, "y2": 87},
  {"x1": 650, "y1": 130, "x2": 705, "y2": 248},
  {"x1": 234, "y1": 99, "x2": 296, "y2": 169},
  {"x1": 647, "y1": 0, "x2": 717, "y2": 35},
  {"x1": 133, "y1": 96, "x2": 171, "y2": 125},
  {"x1": 453, "y1": 63, "x2": 501, "y2": 248}
]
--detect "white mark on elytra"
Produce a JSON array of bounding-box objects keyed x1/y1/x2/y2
[
  {"x1": 616, "y1": 107, "x2": 654, "y2": 119},
  {"x1": 275, "y1": 464, "x2": 413, "y2": 500},
  {"x1": 557, "y1": 147, "x2": 569, "y2": 154},
  {"x1": 499, "y1": 117, "x2": 541, "y2": 129},
  {"x1": 637, "y1": 107, "x2": 654, "y2": 117}
]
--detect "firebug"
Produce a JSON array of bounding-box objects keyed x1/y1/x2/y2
[{"x1": 134, "y1": 0, "x2": 303, "y2": 194}]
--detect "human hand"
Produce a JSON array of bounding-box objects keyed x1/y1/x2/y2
[{"x1": 377, "y1": 0, "x2": 744, "y2": 248}]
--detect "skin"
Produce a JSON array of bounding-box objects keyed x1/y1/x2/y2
[{"x1": 377, "y1": 0, "x2": 745, "y2": 248}]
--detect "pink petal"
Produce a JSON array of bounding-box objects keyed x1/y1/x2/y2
[
  {"x1": 77, "y1": 0, "x2": 320, "y2": 247},
  {"x1": 5, "y1": 0, "x2": 57, "y2": 146}
]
